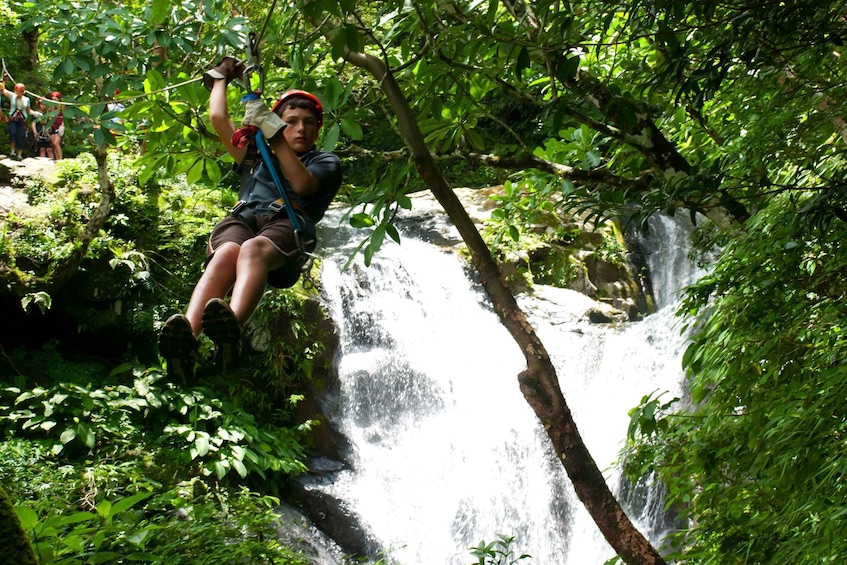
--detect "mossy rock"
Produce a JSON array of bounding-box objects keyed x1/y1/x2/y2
[{"x1": 0, "y1": 486, "x2": 38, "y2": 565}]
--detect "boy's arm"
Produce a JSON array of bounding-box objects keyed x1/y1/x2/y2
[
  {"x1": 205, "y1": 57, "x2": 247, "y2": 164},
  {"x1": 209, "y1": 80, "x2": 245, "y2": 163},
  {"x1": 270, "y1": 136, "x2": 319, "y2": 196}
]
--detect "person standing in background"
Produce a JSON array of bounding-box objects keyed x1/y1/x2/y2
[
  {"x1": 47, "y1": 91, "x2": 64, "y2": 160},
  {"x1": 30, "y1": 98, "x2": 53, "y2": 158},
  {"x1": 1, "y1": 81, "x2": 30, "y2": 160}
]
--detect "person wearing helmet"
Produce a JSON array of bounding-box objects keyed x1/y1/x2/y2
[
  {"x1": 30, "y1": 98, "x2": 54, "y2": 158},
  {"x1": 0, "y1": 81, "x2": 31, "y2": 159},
  {"x1": 47, "y1": 91, "x2": 64, "y2": 160},
  {"x1": 158, "y1": 56, "x2": 342, "y2": 381}
]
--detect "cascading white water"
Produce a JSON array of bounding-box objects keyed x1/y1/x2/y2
[{"x1": 314, "y1": 209, "x2": 701, "y2": 564}]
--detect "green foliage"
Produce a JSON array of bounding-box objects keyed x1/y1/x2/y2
[
  {"x1": 15, "y1": 491, "x2": 156, "y2": 563},
  {"x1": 13, "y1": 482, "x2": 306, "y2": 565},
  {"x1": 626, "y1": 391, "x2": 678, "y2": 441},
  {"x1": 19, "y1": 0, "x2": 248, "y2": 154},
  {"x1": 0, "y1": 355, "x2": 312, "y2": 561},
  {"x1": 0, "y1": 155, "x2": 152, "y2": 301},
  {"x1": 0, "y1": 435, "x2": 309, "y2": 564},
  {"x1": 624, "y1": 192, "x2": 847, "y2": 561},
  {"x1": 2, "y1": 0, "x2": 846, "y2": 561},
  {"x1": 1, "y1": 367, "x2": 307, "y2": 481},
  {"x1": 469, "y1": 534, "x2": 532, "y2": 565}
]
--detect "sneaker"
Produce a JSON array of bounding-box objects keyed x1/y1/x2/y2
[
  {"x1": 158, "y1": 314, "x2": 198, "y2": 383},
  {"x1": 202, "y1": 298, "x2": 242, "y2": 372}
]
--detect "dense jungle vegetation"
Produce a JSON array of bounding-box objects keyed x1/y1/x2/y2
[{"x1": 1, "y1": 0, "x2": 846, "y2": 563}]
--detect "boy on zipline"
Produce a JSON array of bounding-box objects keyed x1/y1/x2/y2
[{"x1": 158, "y1": 57, "x2": 342, "y2": 381}]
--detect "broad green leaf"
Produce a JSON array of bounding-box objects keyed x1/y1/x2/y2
[
  {"x1": 14, "y1": 505, "x2": 38, "y2": 531},
  {"x1": 187, "y1": 159, "x2": 204, "y2": 185},
  {"x1": 330, "y1": 29, "x2": 347, "y2": 61},
  {"x1": 340, "y1": 117, "x2": 363, "y2": 140},
  {"x1": 322, "y1": 122, "x2": 340, "y2": 151},
  {"x1": 151, "y1": 0, "x2": 169, "y2": 23},
  {"x1": 96, "y1": 499, "x2": 112, "y2": 519},
  {"x1": 52, "y1": 512, "x2": 97, "y2": 527},
  {"x1": 60, "y1": 426, "x2": 77, "y2": 444},
  {"x1": 205, "y1": 158, "x2": 222, "y2": 184},
  {"x1": 396, "y1": 193, "x2": 412, "y2": 210},
  {"x1": 345, "y1": 23, "x2": 360, "y2": 52},
  {"x1": 88, "y1": 551, "x2": 120, "y2": 563},
  {"x1": 465, "y1": 128, "x2": 484, "y2": 150},
  {"x1": 371, "y1": 224, "x2": 386, "y2": 250},
  {"x1": 78, "y1": 422, "x2": 95, "y2": 448},
  {"x1": 349, "y1": 213, "x2": 374, "y2": 228},
  {"x1": 232, "y1": 459, "x2": 248, "y2": 477},
  {"x1": 557, "y1": 56, "x2": 580, "y2": 81},
  {"x1": 93, "y1": 127, "x2": 106, "y2": 147},
  {"x1": 194, "y1": 434, "x2": 210, "y2": 457},
  {"x1": 110, "y1": 492, "x2": 152, "y2": 516},
  {"x1": 212, "y1": 460, "x2": 227, "y2": 479}
]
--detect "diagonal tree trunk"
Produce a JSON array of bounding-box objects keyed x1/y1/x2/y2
[
  {"x1": 342, "y1": 48, "x2": 668, "y2": 565},
  {"x1": 38, "y1": 145, "x2": 115, "y2": 292}
]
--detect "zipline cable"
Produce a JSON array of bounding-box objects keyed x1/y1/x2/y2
[{"x1": 2, "y1": 57, "x2": 204, "y2": 108}]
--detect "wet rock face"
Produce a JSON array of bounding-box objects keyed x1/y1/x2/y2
[
  {"x1": 428, "y1": 187, "x2": 653, "y2": 317},
  {"x1": 285, "y1": 466, "x2": 385, "y2": 561},
  {"x1": 273, "y1": 501, "x2": 350, "y2": 565}
]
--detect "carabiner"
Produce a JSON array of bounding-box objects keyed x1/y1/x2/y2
[{"x1": 243, "y1": 31, "x2": 264, "y2": 94}]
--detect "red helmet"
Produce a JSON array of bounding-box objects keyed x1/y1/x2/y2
[
  {"x1": 50, "y1": 91, "x2": 61, "y2": 100},
  {"x1": 14, "y1": 83, "x2": 24, "y2": 91},
  {"x1": 271, "y1": 89, "x2": 323, "y2": 129}
]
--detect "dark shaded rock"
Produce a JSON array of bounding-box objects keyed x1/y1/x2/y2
[
  {"x1": 273, "y1": 502, "x2": 348, "y2": 565},
  {"x1": 286, "y1": 473, "x2": 383, "y2": 561}
]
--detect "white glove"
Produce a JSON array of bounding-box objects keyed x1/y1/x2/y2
[{"x1": 242, "y1": 99, "x2": 286, "y2": 140}]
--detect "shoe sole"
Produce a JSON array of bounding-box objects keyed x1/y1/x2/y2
[
  {"x1": 158, "y1": 314, "x2": 197, "y2": 381},
  {"x1": 202, "y1": 299, "x2": 241, "y2": 371}
]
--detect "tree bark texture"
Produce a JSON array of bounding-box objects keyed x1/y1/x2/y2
[
  {"x1": 44, "y1": 145, "x2": 115, "y2": 290},
  {"x1": 343, "y1": 48, "x2": 668, "y2": 565}
]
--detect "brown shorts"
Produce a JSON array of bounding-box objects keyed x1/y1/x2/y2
[{"x1": 207, "y1": 214, "x2": 316, "y2": 289}]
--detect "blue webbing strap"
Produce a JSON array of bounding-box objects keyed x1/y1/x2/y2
[
  {"x1": 241, "y1": 92, "x2": 304, "y2": 238},
  {"x1": 254, "y1": 130, "x2": 304, "y2": 235}
]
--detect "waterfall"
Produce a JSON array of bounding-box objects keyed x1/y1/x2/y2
[{"x1": 310, "y1": 208, "x2": 701, "y2": 564}]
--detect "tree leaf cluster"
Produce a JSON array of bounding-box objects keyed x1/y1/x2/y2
[{"x1": 625, "y1": 191, "x2": 847, "y2": 560}]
